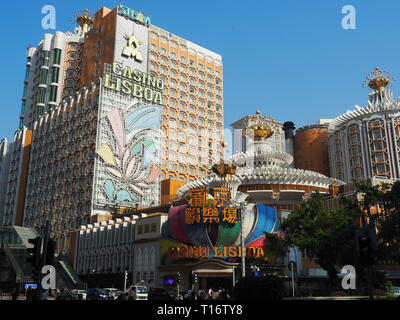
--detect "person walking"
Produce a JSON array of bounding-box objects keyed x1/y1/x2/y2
[{"x1": 11, "y1": 287, "x2": 18, "y2": 301}]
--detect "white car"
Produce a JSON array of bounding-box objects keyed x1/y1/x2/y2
[
  {"x1": 71, "y1": 289, "x2": 87, "y2": 300},
  {"x1": 385, "y1": 286, "x2": 400, "y2": 297},
  {"x1": 104, "y1": 288, "x2": 120, "y2": 300}
]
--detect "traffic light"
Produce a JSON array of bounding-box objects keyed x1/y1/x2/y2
[
  {"x1": 194, "y1": 273, "x2": 198, "y2": 283},
  {"x1": 358, "y1": 234, "x2": 374, "y2": 268},
  {"x1": 26, "y1": 237, "x2": 42, "y2": 282},
  {"x1": 176, "y1": 272, "x2": 181, "y2": 283},
  {"x1": 45, "y1": 239, "x2": 56, "y2": 266}
]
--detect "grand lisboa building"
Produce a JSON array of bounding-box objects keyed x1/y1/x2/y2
[
  {"x1": 328, "y1": 67, "x2": 400, "y2": 183},
  {"x1": 155, "y1": 112, "x2": 344, "y2": 290}
]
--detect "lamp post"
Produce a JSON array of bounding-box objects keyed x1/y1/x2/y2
[{"x1": 232, "y1": 193, "x2": 248, "y2": 279}]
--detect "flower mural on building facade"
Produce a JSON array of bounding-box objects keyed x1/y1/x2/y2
[{"x1": 96, "y1": 105, "x2": 162, "y2": 204}]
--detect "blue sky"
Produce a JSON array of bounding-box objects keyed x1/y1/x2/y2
[{"x1": 1, "y1": 0, "x2": 400, "y2": 141}]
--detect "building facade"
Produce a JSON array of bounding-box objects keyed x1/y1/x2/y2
[
  {"x1": 1, "y1": 4, "x2": 224, "y2": 263},
  {"x1": 328, "y1": 88, "x2": 400, "y2": 183},
  {"x1": 294, "y1": 119, "x2": 332, "y2": 177}
]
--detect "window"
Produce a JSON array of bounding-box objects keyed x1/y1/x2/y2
[
  {"x1": 189, "y1": 59, "x2": 194, "y2": 66},
  {"x1": 372, "y1": 130, "x2": 382, "y2": 139},
  {"x1": 138, "y1": 225, "x2": 143, "y2": 234},
  {"x1": 150, "y1": 223, "x2": 156, "y2": 233},
  {"x1": 376, "y1": 164, "x2": 386, "y2": 174},
  {"x1": 198, "y1": 63, "x2": 203, "y2": 70},
  {"x1": 49, "y1": 85, "x2": 58, "y2": 102},
  {"x1": 51, "y1": 67, "x2": 60, "y2": 82},
  {"x1": 161, "y1": 48, "x2": 167, "y2": 54},
  {"x1": 373, "y1": 141, "x2": 383, "y2": 150},
  {"x1": 144, "y1": 224, "x2": 150, "y2": 233},
  {"x1": 53, "y1": 49, "x2": 61, "y2": 65},
  {"x1": 180, "y1": 56, "x2": 186, "y2": 63},
  {"x1": 41, "y1": 50, "x2": 50, "y2": 66},
  {"x1": 151, "y1": 43, "x2": 157, "y2": 50},
  {"x1": 351, "y1": 146, "x2": 358, "y2": 155},
  {"x1": 375, "y1": 152, "x2": 384, "y2": 162},
  {"x1": 39, "y1": 69, "x2": 48, "y2": 85}
]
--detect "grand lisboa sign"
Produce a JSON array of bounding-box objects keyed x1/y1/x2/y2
[{"x1": 159, "y1": 186, "x2": 280, "y2": 263}]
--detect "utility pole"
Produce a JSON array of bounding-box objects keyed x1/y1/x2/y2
[{"x1": 239, "y1": 204, "x2": 245, "y2": 278}]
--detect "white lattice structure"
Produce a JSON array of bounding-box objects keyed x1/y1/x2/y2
[{"x1": 328, "y1": 89, "x2": 400, "y2": 182}]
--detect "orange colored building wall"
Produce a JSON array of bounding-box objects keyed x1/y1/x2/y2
[
  {"x1": 81, "y1": 7, "x2": 117, "y2": 88},
  {"x1": 161, "y1": 179, "x2": 186, "y2": 205},
  {"x1": 294, "y1": 128, "x2": 330, "y2": 177},
  {"x1": 15, "y1": 130, "x2": 32, "y2": 226}
]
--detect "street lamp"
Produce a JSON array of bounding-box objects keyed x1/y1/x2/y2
[{"x1": 232, "y1": 192, "x2": 249, "y2": 279}]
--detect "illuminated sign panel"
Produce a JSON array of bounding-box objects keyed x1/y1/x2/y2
[
  {"x1": 168, "y1": 246, "x2": 265, "y2": 259},
  {"x1": 118, "y1": 4, "x2": 151, "y2": 27},
  {"x1": 184, "y1": 187, "x2": 238, "y2": 225}
]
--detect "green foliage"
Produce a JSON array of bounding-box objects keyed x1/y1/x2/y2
[
  {"x1": 353, "y1": 180, "x2": 400, "y2": 263},
  {"x1": 385, "y1": 281, "x2": 394, "y2": 297},
  {"x1": 261, "y1": 232, "x2": 289, "y2": 265},
  {"x1": 280, "y1": 191, "x2": 358, "y2": 286},
  {"x1": 232, "y1": 275, "x2": 285, "y2": 300}
]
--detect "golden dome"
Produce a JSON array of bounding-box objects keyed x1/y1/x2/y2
[
  {"x1": 73, "y1": 9, "x2": 94, "y2": 33},
  {"x1": 363, "y1": 67, "x2": 395, "y2": 92},
  {"x1": 243, "y1": 111, "x2": 275, "y2": 141}
]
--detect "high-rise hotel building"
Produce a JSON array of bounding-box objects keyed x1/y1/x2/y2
[
  {"x1": 1, "y1": 4, "x2": 224, "y2": 258},
  {"x1": 328, "y1": 68, "x2": 400, "y2": 183}
]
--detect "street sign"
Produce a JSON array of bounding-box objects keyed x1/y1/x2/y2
[{"x1": 25, "y1": 284, "x2": 37, "y2": 289}]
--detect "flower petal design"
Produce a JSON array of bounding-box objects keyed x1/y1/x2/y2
[
  {"x1": 146, "y1": 164, "x2": 161, "y2": 183},
  {"x1": 130, "y1": 184, "x2": 145, "y2": 196},
  {"x1": 106, "y1": 167, "x2": 123, "y2": 179},
  {"x1": 116, "y1": 189, "x2": 134, "y2": 202},
  {"x1": 136, "y1": 182, "x2": 150, "y2": 188},
  {"x1": 107, "y1": 109, "x2": 125, "y2": 156},
  {"x1": 103, "y1": 179, "x2": 115, "y2": 200},
  {"x1": 96, "y1": 144, "x2": 116, "y2": 166},
  {"x1": 122, "y1": 148, "x2": 130, "y2": 171},
  {"x1": 125, "y1": 156, "x2": 137, "y2": 178}
]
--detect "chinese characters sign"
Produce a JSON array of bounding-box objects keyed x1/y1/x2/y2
[{"x1": 184, "y1": 187, "x2": 238, "y2": 225}]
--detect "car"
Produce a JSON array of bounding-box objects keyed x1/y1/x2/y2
[
  {"x1": 103, "y1": 288, "x2": 121, "y2": 300},
  {"x1": 56, "y1": 290, "x2": 74, "y2": 301},
  {"x1": 127, "y1": 283, "x2": 148, "y2": 300},
  {"x1": 71, "y1": 289, "x2": 87, "y2": 300},
  {"x1": 148, "y1": 287, "x2": 173, "y2": 300},
  {"x1": 386, "y1": 286, "x2": 400, "y2": 297},
  {"x1": 86, "y1": 288, "x2": 111, "y2": 300}
]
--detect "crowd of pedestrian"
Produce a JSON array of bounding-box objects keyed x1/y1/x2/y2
[{"x1": 177, "y1": 287, "x2": 230, "y2": 300}]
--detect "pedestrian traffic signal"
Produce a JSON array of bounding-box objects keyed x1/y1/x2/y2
[
  {"x1": 176, "y1": 272, "x2": 181, "y2": 283},
  {"x1": 26, "y1": 237, "x2": 42, "y2": 282},
  {"x1": 358, "y1": 234, "x2": 374, "y2": 268},
  {"x1": 45, "y1": 239, "x2": 56, "y2": 266}
]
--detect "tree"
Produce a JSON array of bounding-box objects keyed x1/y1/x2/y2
[
  {"x1": 280, "y1": 191, "x2": 358, "y2": 288},
  {"x1": 354, "y1": 180, "x2": 400, "y2": 263}
]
